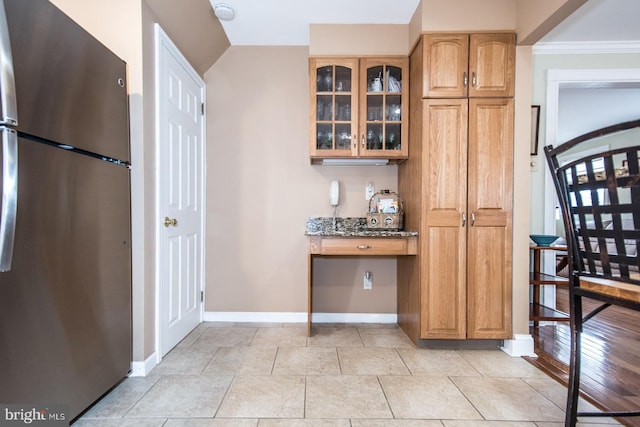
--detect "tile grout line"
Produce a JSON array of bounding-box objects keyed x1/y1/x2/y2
[{"x1": 376, "y1": 374, "x2": 397, "y2": 419}]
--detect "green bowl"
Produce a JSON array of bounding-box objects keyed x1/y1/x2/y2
[{"x1": 530, "y1": 234, "x2": 559, "y2": 246}]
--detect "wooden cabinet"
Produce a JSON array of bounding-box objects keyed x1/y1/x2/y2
[
  {"x1": 397, "y1": 33, "x2": 514, "y2": 342},
  {"x1": 309, "y1": 57, "x2": 408, "y2": 163},
  {"x1": 421, "y1": 33, "x2": 515, "y2": 98}
]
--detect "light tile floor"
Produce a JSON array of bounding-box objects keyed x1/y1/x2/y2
[{"x1": 75, "y1": 322, "x2": 621, "y2": 426}]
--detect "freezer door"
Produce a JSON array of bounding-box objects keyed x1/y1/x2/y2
[
  {"x1": 0, "y1": 0, "x2": 18, "y2": 125},
  {"x1": 4, "y1": 0, "x2": 130, "y2": 160},
  {"x1": 0, "y1": 138, "x2": 132, "y2": 420}
]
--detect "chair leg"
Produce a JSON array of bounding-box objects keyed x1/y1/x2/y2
[{"x1": 566, "y1": 293, "x2": 583, "y2": 427}]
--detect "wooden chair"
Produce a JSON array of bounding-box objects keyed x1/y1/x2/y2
[{"x1": 544, "y1": 119, "x2": 640, "y2": 426}]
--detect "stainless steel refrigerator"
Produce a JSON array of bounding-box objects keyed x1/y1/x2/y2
[{"x1": 0, "y1": 0, "x2": 132, "y2": 421}]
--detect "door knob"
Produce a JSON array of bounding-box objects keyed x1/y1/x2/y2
[{"x1": 164, "y1": 217, "x2": 177, "y2": 227}]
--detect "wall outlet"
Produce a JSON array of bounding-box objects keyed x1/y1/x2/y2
[
  {"x1": 365, "y1": 182, "x2": 375, "y2": 201},
  {"x1": 364, "y1": 271, "x2": 372, "y2": 290}
]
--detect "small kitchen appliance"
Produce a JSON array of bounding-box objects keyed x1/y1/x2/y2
[{"x1": 366, "y1": 190, "x2": 404, "y2": 230}]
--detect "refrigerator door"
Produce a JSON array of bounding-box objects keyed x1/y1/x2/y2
[
  {"x1": 0, "y1": 137, "x2": 132, "y2": 419},
  {"x1": 0, "y1": 126, "x2": 17, "y2": 271},
  {"x1": 3, "y1": 0, "x2": 129, "y2": 161}
]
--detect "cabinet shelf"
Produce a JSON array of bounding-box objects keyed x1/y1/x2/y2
[
  {"x1": 529, "y1": 272, "x2": 569, "y2": 285},
  {"x1": 530, "y1": 303, "x2": 569, "y2": 322}
]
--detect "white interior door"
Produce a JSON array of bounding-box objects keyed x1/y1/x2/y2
[{"x1": 156, "y1": 25, "x2": 205, "y2": 356}]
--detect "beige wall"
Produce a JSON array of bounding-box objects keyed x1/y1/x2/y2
[
  {"x1": 310, "y1": 24, "x2": 409, "y2": 56},
  {"x1": 140, "y1": 1, "x2": 158, "y2": 359},
  {"x1": 420, "y1": 0, "x2": 516, "y2": 32},
  {"x1": 204, "y1": 45, "x2": 399, "y2": 314},
  {"x1": 513, "y1": 46, "x2": 533, "y2": 335},
  {"x1": 408, "y1": 1, "x2": 423, "y2": 52}
]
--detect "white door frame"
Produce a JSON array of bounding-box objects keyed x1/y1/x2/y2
[
  {"x1": 542, "y1": 68, "x2": 640, "y2": 306},
  {"x1": 154, "y1": 24, "x2": 206, "y2": 362},
  {"x1": 544, "y1": 69, "x2": 640, "y2": 235}
]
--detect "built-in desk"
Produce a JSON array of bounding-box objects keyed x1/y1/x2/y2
[{"x1": 305, "y1": 217, "x2": 418, "y2": 336}]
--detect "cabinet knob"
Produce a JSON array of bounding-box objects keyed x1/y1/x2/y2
[
  {"x1": 463, "y1": 72, "x2": 468, "y2": 88},
  {"x1": 471, "y1": 72, "x2": 477, "y2": 87},
  {"x1": 357, "y1": 245, "x2": 371, "y2": 250},
  {"x1": 462, "y1": 212, "x2": 466, "y2": 227}
]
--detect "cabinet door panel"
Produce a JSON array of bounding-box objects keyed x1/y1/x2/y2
[
  {"x1": 309, "y1": 58, "x2": 359, "y2": 159},
  {"x1": 468, "y1": 99, "x2": 513, "y2": 213},
  {"x1": 422, "y1": 226, "x2": 466, "y2": 338},
  {"x1": 467, "y1": 227, "x2": 511, "y2": 337},
  {"x1": 425, "y1": 99, "x2": 468, "y2": 213},
  {"x1": 421, "y1": 99, "x2": 468, "y2": 339},
  {"x1": 467, "y1": 98, "x2": 513, "y2": 338},
  {"x1": 422, "y1": 34, "x2": 468, "y2": 98},
  {"x1": 360, "y1": 57, "x2": 409, "y2": 159},
  {"x1": 469, "y1": 33, "x2": 515, "y2": 98}
]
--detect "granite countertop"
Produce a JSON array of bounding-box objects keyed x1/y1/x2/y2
[{"x1": 305, "y1": 217, "x2": 418, "y2": 237}]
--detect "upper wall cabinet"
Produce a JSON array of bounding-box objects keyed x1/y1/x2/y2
[
  {"x1": 422, "y1": 33, "x2": 515, "y2": 98},
  {"x1": 309, "y1": 57, "x2": 409, "y2": 164}
]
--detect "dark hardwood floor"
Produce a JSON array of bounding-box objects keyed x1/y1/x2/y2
[{"x1": 525, "y1": 287, "x2": 640, "y2": 426}]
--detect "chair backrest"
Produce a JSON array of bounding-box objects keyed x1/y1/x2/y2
[{"x1": 544, "y1": 120, "x2": 640, "y2": 285}]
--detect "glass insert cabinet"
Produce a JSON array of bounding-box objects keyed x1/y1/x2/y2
[{"x1": 309, "y1": 57, "x2": 408, "y2": 164}]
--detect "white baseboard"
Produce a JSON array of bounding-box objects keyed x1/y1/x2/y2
[
  {"x1": 501, "y1": 334, "x2": 536, "y2": 357},
  {"x1": 203, "y1": 311, "x2": 306, "y2": 323},
  {"x1": 129, "y1": 352, "x2": 158, "y2": 377},
  {"x1": 312, "y1": 312, "x2": 397, "y2": 324},
  {"x1": 203, "y1": 311, "x2": 397, "y2": 324}
]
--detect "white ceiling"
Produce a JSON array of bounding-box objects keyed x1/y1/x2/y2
[
  {"x1": 210, "y1": 0, "x2": 640, "y2": 46},
  {"x1": 210, "y1": 0, "x2": 421, "y2": 45}
]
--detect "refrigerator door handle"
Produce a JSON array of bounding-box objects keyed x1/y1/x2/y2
[
  {"x1": 0, "y1": 126, "x2": 17, "y2": 271},
  {"x1": 0, "y1": 0, "x2": 18, "y2": 126}
]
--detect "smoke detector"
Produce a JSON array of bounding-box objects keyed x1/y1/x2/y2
[{"x1": 211, "y1": 3, "x2": 235, "y2": 21}]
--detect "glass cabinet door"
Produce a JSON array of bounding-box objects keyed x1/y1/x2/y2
[
  {"x1": 309, "y1": 59, "x2": 358, "y2": 158},
  {"x1": 360, "y1": 59, "x2": 408, "y2": 157}
]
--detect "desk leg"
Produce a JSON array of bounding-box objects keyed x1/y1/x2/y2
[{"x1": 308, "y1": 252, "x2": 313, "y2": 337}]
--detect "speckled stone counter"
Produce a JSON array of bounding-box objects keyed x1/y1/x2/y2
[{"x1": 305, "y1": 217, "x2": 418, "y2": 237}]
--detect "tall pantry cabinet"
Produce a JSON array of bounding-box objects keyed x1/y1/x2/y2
[{"x1": 398, "y1": 33, "x2": 515, "y2": 342}]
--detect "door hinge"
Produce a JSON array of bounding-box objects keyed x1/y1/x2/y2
[
  {"x1": 201, "y1": 102, "x2": 205, "y2": 116},
  {"x1": 200, "y1": 290, "x2": 204, "y2": 302}
]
